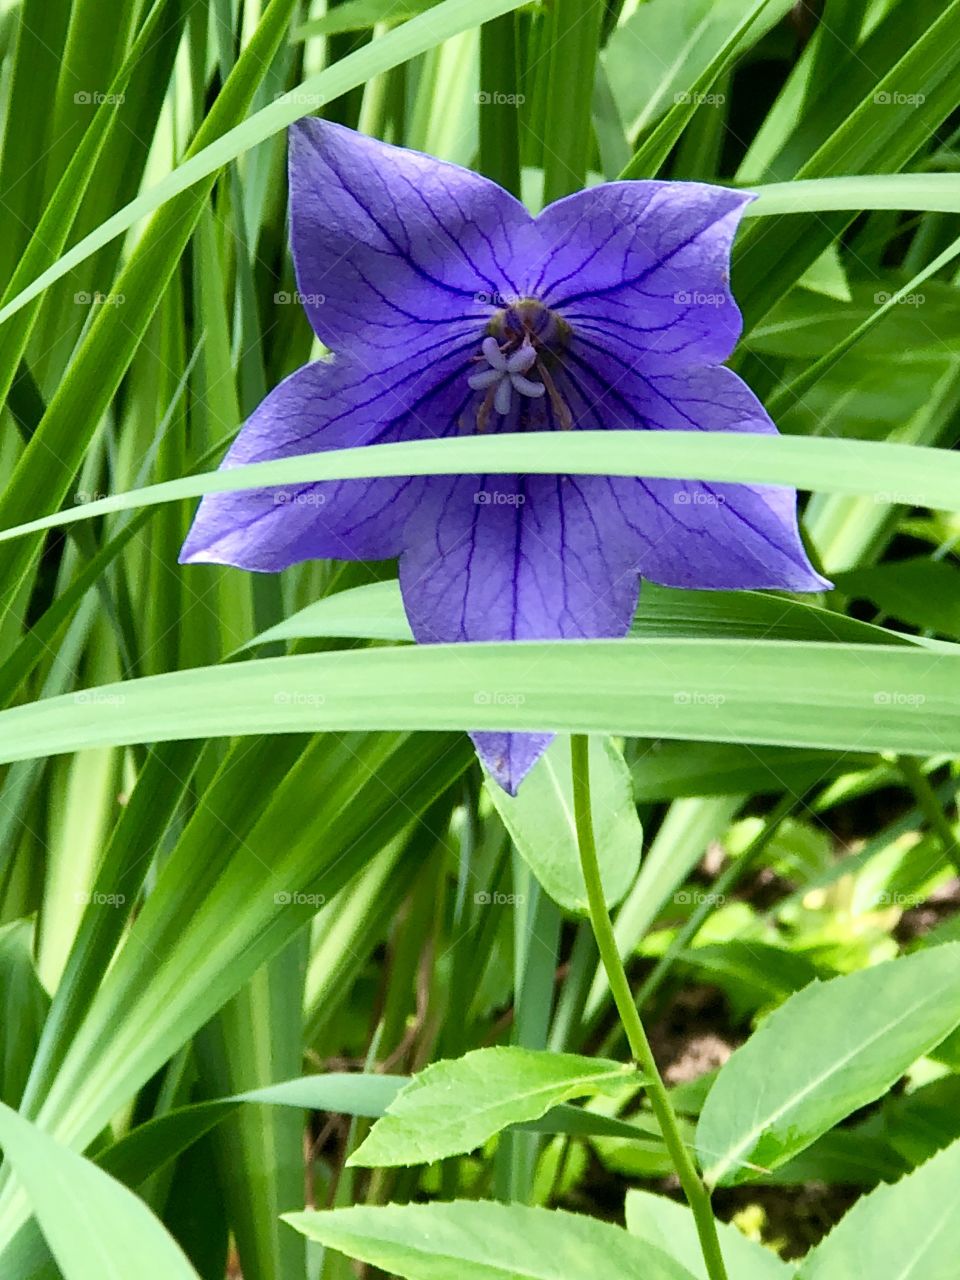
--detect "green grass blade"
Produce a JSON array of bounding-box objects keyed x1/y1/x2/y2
[
  {"x1": 0, "y1": 639, "x2": 958, "y2": 765},
  {"x1": 3, "y1": 433, "x2": 960, "y2": 549}
]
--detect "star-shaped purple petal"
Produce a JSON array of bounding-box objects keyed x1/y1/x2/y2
[{"x1": 181, "y1": 118, "x2": 829, "y2": 795}]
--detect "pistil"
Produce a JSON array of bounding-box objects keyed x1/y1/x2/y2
[{"x1": 468, "y1": 336, "x2": 546, "y2": 425}]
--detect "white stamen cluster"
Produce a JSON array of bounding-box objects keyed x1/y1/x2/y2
[{"x1": 468, "y1": 336, "x2": 546, "y2": 416}]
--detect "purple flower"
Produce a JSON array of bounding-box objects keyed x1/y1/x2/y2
[{"x1": 180, "y1": 119, "x2": 828, "y2": 794}]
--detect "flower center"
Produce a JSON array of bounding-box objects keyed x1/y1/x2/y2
[
  {"x1": 467, "y1": 297, "x2": 573, "y2": 431},
  {"x1": 493, "y1": 298, "x2": 570, "y2": 354}
]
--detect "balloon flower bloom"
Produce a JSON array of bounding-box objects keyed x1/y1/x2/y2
[{"x1": 181, "y1": 119, "x2": 827, "y2": 793}]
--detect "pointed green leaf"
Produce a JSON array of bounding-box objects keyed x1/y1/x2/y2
[
  {"x1": 797, "y1": 1139, "x2": 960, "y2": 1280},
  {"x1": 0, "y1": 921, "x2": 50, "y2": 1109},
  {"x1": 625, "y1": 1190, "x2": 795, "y2": 1279},
  {"x1": 0, "y1": 1101, "x2": 199, "y2": 1280},
  {"x1": 350, "y1": 1047, "x2": 637, "y2": 1167},
  {"x1": 486, "y1": 736, "x2": 642, "y2": 912},
  {"x1": 283, "y1": 1201, "x2": 700, "y2": 1279},
  {"x1": 697, "y1": 945, "x2": 960, "y2": 1186}
]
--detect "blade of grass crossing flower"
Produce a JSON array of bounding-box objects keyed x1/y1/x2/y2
[
  {"x1": 5, "y1": 434, "x2": 960, "y2": 548},
  {"x1": 3, "y1": 640, "x2": 960, "y2": 766},
  {"x1": 243, "y1": 578, "x2": 918, "y2": 652}
]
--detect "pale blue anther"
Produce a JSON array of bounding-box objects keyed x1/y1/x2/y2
[{"x1": 468, "y1": 336, "x2": 546, "y2": 416}]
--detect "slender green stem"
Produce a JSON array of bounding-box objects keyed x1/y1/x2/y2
[
  {"x1": 570, "y1": 735, "x2": 729, "y2": 1280},
  {"x1": 897, "y1": 755, "x2": 960, "y2": 875}
]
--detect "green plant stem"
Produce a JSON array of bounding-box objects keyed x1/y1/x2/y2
[
  {"x1": 570, "y1": 735, "x2": 729, "y2": 1280},
  {"x1": 897, "y1": 755, "x2": 960, "y2": 875}
]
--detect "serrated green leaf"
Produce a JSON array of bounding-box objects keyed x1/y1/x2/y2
[
  {"x1": 350, "y1": 1046, "x2": 636, "y2": 1167},
  {"x1": 283, "y1": 1200, "x2": 700, "y2": 1279},
  {"x1": 797, "y1": 1139, "x2": 960, "y2": 1280},
  {"x1": 696, "y1": 945, "x2": 960, "y2": 1186}
]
